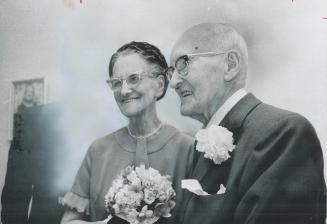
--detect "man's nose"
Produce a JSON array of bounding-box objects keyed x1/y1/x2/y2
[
  {"x1": 120, "y1": 80, "x2": 132, "y2": 95},
  {"x1": 169, "y1": 70, "x2": 183, "y2": 89}
]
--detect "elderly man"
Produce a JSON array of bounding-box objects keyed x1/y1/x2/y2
[{"x1": 167, "y1": 23, "x2": 326, "y2": 224}]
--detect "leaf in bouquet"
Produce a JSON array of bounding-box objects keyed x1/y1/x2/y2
[
  {"x1": 138, "y1": 212, "x2": 146, "y2": 219},
  {"x1": 122, "y1": 166, "x2": 134, "y2": 177},
  {"x1": 154, "y1": 203, "x2": 171, "y2": 218},
  {"x1": 140, "y1": 217, "x2": 160, "y2": 224},
  {"x1": 127, "y1": 174, "x2": 142, "y2": 192},
  {"x1": 132, "y1": 185, "x2": 140, "y2": 192},
  {"x1": 108, "y1": 206, "x2": 116, "y2": 215},
  {"x1": 167, "y1": 188, "x2": 176, "y2": 198},
  {"x1": 168, "y1": 200, "x2": 176, "y2": 209},
  {"x1": 141, "y1": 205, "x2": 148, "y2": 213},
  {"x1": 116, "y1": 212, "x2": 136, "y2": 224},
  {"x1": 138, "y1": 205, "x2": 154, "y2": 219},
  {"x1": 161, "y1": 211, "x2": 171, "y2": 218},
  {"x1": 158, "y1": 195, "x2": 166, "y2": 202},
  {"x1": 113, "y1": 204, "x2": 120, "y2": 214},
  {"x1": 145, "y1": 210, "x2": 153, "y2": 218},
  {"x1": 137, "y1": 206, "x2": 156, "y2": 223},
  {"x1": 144, "y1": 189, "x2": 156, "y2": 204}
]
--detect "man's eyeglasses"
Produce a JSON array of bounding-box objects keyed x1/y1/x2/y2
[
  {"x1": 107, "y1": 71, "x2": 155, "y2": 91},
  {"x1": 166, "y1": 51, "x2": 226, "y2": 80}
]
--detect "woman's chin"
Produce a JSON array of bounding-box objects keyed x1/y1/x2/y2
[
  {"x1": 118, "y1": 101, "x2": 155, "y2": 118},
  {"x1": 120, "y1": 108, "x2": 142, "y2": 118}
]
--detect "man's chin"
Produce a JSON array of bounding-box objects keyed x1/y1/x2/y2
[{"x1": 180, "y1": 104, "x2": 195, "y2": 117}]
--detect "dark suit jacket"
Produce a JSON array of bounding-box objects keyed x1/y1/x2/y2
[
  {"x1": 1, "y1": 104, "x2": 65, "y2": 224},
  {"x1": 179, "y1": 93, "x2": 326, "y2": 224}
]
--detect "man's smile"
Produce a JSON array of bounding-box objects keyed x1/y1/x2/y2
[{"x1": 181, "y1": 90, "x2": 193, "y2": 98}]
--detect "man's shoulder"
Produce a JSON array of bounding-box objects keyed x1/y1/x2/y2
[
  {"x1": 244, "y1": 102, "x2": 315, "y2": 135},
  {"x1": 251, "y1": 102, "x2": 297, "y2": 120}
]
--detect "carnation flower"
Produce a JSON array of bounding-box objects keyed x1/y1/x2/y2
[{"x1": 195, "y1": 125, "x2": 235, "y2": 164}]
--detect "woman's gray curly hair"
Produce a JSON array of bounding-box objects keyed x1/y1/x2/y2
[{"x1": 108, "y1": 41, "x2": 168, "y2": 101}]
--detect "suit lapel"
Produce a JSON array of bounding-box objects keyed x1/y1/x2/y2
[
  {"x1": 190, "y1": 152, "x2": 213, "y2": 182},
  {"x1": 191, "y1": 93, "x2": 261, "y2": 182},
  {"x1": 180, "y1": 94, "x2": 261, "y2": 224}
]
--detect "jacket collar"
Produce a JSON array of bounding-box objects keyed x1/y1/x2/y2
[
  {"x1": 191, "y1": 93, "x2": 262, "y2": 181},
  {"x1": 206, "y1": 88, "x2": 247, "y2": 128},
  {"x1": 219, "y1": 93, "x2": 261, "y2": 132}
]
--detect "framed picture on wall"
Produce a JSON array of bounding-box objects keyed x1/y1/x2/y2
[{"x1": 8, "y1": 77, "x2": 47, "y2": 140}]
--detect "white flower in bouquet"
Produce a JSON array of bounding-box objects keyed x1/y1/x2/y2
[
  {"x1": 104, "y1": 165, "x2": 176, "y2": 224},
  {"x1": 195, "y1": 124, "x2": 235, "y2": 164}
]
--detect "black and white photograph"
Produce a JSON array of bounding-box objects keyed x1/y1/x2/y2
[
  {"x1": 0, "y1": 0, "x2": 326, "y2": 224},
  {"x1": 8, "y1": 78, "x2": 46, "y2": 140}
]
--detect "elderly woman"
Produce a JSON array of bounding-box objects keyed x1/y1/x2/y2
[{"x1": 60, "y1": 41, "x2": 194, "y2": 224}]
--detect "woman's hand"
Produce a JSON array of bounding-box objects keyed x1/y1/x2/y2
[
  {"x1": 94, "y1": 221, "x2": 107, "y2": 224},
  {"x1": 61, "y1": 209, "x2": 105, "y2": 224},
  {"x1": 106, "y1": 216, "x2": 129, "y2": 224},
  {"x1": 60, "y1": 209, "x2": 128, "y2": 224}
]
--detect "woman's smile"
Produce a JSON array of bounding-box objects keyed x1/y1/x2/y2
[{"x1": 121, "y1": 97, "x2": 140, "y2": 104}]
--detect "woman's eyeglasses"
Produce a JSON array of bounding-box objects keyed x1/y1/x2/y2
[
  {"x1": 107, "y1": 71, "x2": 155, "y2": 91},
  {"x1": 166, "y1": 51, "x2": 226, "y2": 80}
]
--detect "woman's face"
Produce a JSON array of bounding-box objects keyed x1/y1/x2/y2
[{"x1": 112, "y1": 53, "x2": 164, "y2": 117}]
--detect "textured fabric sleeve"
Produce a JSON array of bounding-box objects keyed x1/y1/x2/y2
[
  {"x1": 59, "y1": 191, "x2": 90, "y2": 215},
  {"x1": 234, "y1": 115, "x2": 326, "y2": 224},
  {"x1": 59, "y1": 143, "x2": 95, "y2": 214}
]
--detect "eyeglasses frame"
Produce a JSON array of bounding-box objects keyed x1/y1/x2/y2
[
  {"x1": 166, "y1": 51, "x2": 227, "y2": 80},
  {"x1": 106, "y1": 71, "x2": 156, "y2": 91}
]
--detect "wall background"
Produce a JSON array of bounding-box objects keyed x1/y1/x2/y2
[{"x1": 1, "y1": 0, "x2": 326, "y2": 214}]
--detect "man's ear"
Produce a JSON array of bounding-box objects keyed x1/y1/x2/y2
[{"x1": 224, "y1": 50, "x2": 241, "y2": 82}]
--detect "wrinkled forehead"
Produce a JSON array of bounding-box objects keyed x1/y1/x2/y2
[
  {"x1": 170, "y1": 32, "x2": 220, "y2": 66},
  {"x1": 170, "y1": 42, "x2": 192, "y2": 66},
  {"x1": 112, "y1": 53, "x2": 149, "y2": 78}
]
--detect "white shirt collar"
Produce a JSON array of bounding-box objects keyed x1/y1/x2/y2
[{"x1": 206, "y1": 88, "x2": 247, "y2": 128}]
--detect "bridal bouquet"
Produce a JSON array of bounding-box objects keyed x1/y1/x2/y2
[{"x1": 104, "y1": 165, "x2": 176, "y2": 224}]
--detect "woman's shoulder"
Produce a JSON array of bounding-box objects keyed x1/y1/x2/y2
[
  {"x1": 88, "y1": 127, "x2": 127, "y2": 152},
  {"x1": 162, "y1": 124, "x2": 195, "y2": 161},
  {"x1": 164, "y1": 124, "x2": 195, "y2": 146},
  {"x1": 165, "y1": 124, "x2": 194, "y2": 138}
]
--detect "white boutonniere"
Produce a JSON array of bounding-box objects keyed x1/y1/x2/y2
[{"x1": 195, "y1": 124, "x2": 235, "y2": 164}]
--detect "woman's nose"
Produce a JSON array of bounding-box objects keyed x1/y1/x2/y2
[{"x1": 120, "y1": 80, "x2": 132, "y2": 95}]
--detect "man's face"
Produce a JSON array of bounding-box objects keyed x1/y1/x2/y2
[
  {"x1": 24, "y1": 85, "x2": 35, "y2": 102},
  {"x1": 169, "y1": 44, "x2": 226, "y2": 120}
]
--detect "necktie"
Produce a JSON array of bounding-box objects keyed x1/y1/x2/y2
[{"x1": 134, "y1": 138, "x2": 149, "y2": 168}]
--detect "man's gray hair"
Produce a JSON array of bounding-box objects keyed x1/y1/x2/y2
[
  {"x1": 213, "y1": 23, "x2": 248, "y2": 77},
  {"x1": 180, "y1": 23, "x2": 248, "y2": 86}
]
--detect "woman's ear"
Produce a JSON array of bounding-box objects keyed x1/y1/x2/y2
[
  {"x1": 224, "y1": 50, "x2": 241, "y2": 82},
  {"x1": 155, "y1": 75, "x2": 165, "y2": 98}
]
